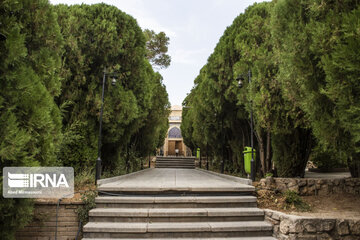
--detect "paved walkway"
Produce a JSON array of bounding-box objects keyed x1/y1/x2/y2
[
  {"x1": 98, "y1": 168, "x2": 254, "y2": 192},
  {"x1": 304, "y1": 170, "x2": 351, "y2": 178}
]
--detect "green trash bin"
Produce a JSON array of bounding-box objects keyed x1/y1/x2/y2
[
  {"x1": 243, "y1": 146, "x2": 256, "y2": 174},
  {"x1": 196, "y1": 148, "x2": 201, "y2": 158}
]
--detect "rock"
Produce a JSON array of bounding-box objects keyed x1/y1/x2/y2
[
  {"x1": 349, "y1": 220, "x2": 360, "y2": 235},
  {"x1": 308, "y1": 179, "x2": 315, "y2": 186},
  {"x1": 304, "y1": 222, "x2": 317, "y2": 233},
  {"x1": 259, "y1": 178, "x2": 266, "y2": 187},
  {"x1": 308, "y1": 185, "x2": 316, "y2": 195},
  {"x1": 265, "y1": 176, "x2": 275, "y2": 185},
  {"x1": 287, "y1": 178, "x2": 297, "y2": 187},
  {"x1": 340, "y1": 236, "x2": 360, "y2": 240},
  {"x1": 296, "y1": 234, "x2": 317, "y2": 240},
  {"x1": 273, "y1": 224, "x2": 280, "y2": 235},
  {"x1": 300, "y1": 187, "x2": 308, "y2": 195},
  {"x1": 278, "y1": 233, "x2": 289, "y2": 240},
  {"x1": 265, "y1": 216, "x2": 279, "y2": 225},
  {"x1": 278, "y1": 183, "x2": 288, "y2": 192},
  {"x1": 317, "y1": 232, "x2": 333, "y2": 240},
  {"x1": 280, "y1": 219, "x2": 291, "y2": 234},
  {"x1": 265, "y1": 210, "x2": 273, "y2": 217},
  {"x1": 318, "y1": 184, "x2": 329, "y2": 195},
  {"x1": 346, "y1": 179, "x2": 355, "y2": 186},
  {"x1": 321, "y1": 220, "x2": 335, "y2": 232},
  {"x1": 289, "y1": 220, "x2": 304, "y2": 233},
  {"x1": 289, "y1": 185, "x2": 299, "y2": 193},
  {"x1": 272, "y1": 211, "x2": 280, "y2": 220},
  {"x1": 287, "y1": 233, "x2": 297, "y2": 240},
  {"x1": 298, "y1": 180, "x2": 307, "y2": 187},
  {"x1": 337, "y1": 220, "x2": 350, "y2": 236}
]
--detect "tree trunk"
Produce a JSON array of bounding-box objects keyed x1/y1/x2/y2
[
  {"x1": 254, "y1": 128, "x2": 265, "y2": 177},
  {"x1": 348, "y1": 154, "x2": 360, "y2": 178},
  {"x1": 266, "y1": 130, "x2": 271, "y2": 173}
]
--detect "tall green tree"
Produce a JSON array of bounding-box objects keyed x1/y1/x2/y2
[
  {"x1": 271, "y1": 0, "x2": 360, "y2": 177},
  {"x1": 144, "y1": 29, "x2": 171, "y2": 69},
  {"x1": 183, "y1": 0, "x2": 360, "y2": 178},
  {"x1": 55, "y1": 4, "x2": 170, "y2": 174},
  {"x1": 0, "y1": 0, "x2": 63, "y2": 238}
]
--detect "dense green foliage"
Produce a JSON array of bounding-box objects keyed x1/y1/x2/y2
[
  {"x1": 0, "y1": 0, "x2": 63, "y2": 238},
  {"x1": 54, "y1": 3, "x2": 170, "y2": 174},
  {"x1": 182, "y1": 0, "x2": 360, "y2": 178},
  {"x1": 0, "y1": 1, "x2": 170, "y2": 238}
]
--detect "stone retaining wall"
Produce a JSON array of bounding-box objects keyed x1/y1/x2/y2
[
  {"x1": 16, "y1": 201, "x2": 83, "y2": 240},
  {"x1": 259, "y1": 177, "x2": 360, "y2": 195},
  {"x1": 265, "y1": 209, "x2": 360, "y2": 240}
]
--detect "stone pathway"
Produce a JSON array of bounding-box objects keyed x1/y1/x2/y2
[
  {"x1": 304, "y1": 170, "x2": 351, "y2": 179},
  {"x1": 98, "y1": 168, "x2": 254, "y2": 193}
]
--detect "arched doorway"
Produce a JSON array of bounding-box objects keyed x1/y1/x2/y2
[{"x1": 167, "y1": 127, "x2": 183, "y2": 156}]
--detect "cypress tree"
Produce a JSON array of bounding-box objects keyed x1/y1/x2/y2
[{"x1": 0, "y1": 0, "x2": 63, "y2": 238}]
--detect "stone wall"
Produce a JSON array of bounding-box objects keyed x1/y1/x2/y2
[
  {"x1": 259, "y1": 177, "x2": 360, "y2": 195},
  {"x1": 265, "y1": 209, "x2": 360, "y2": 240},
  {"x1": 16, "y1": 201, "x2": 83, "y2": 240}
]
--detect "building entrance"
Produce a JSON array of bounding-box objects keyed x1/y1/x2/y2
[{"x1": 168, "y1": 140, "x2": 184, "y2": 156}]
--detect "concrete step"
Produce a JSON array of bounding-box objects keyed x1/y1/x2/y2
[
  {"x1": 82, "y1": 237, "x2": 277, "y2": 240},
  {"x1": 155, "y1": 164, "x2": 195, "y2": 166},
  {"x1": 155, "y1": 164, "x2": 195, "y2": 167},
  {"x1": 156, "y1": 158, "x2": 195, "y2": 161},
  {"x1": 156, "y1": 166, "x2": 195, "y2": 169},
  {"x1": 156, "y1": 164, "x2": 195, "y2": 166},
  {"x1": 156, "y1": 163, "x2": 194, "y2": 165},
  {"x1": 95, "y1": 196, "x2": 257, "y2": 208},
  {"x1": 155, "y1": 163, "x2": 195, "y2": 165},
  {"x1": 89, "y1": 207, "x2": 264, "y2": 222},
  {"x1": 83, "y1": 221, "x2": 273, "y2": 238},
  {"x1": 156, "y1": 158, "x2": 195, "y2": 162}
]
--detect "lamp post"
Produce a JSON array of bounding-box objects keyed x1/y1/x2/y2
[
  {"x1": 96, "y1": 67, "x2": 118, "y2": 185},
  {"x1": 237, "y1": 70, "x2": 255, "y2": 181}
]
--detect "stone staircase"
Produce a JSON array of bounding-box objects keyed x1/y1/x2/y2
[
  {"x1": 83, "y1": 170, "x2": 275, "y2": 239},
  {"x1": 155, "y1": 156, "x2": 195, "y2": 169}
]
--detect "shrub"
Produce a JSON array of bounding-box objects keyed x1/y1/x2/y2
[
  {"x1": 284, "y1": 190, "x2": 310, "y2": 211},
  {"x1": 76, "y1": 190, "x2": 97, "y2": 226}
]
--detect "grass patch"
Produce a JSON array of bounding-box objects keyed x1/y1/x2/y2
[
  {"x1": 74, "y1": 168, "x2": 94, "y2": 190},
  {"x1": 284, "y1": 190, "x2": 311, "y2": 211}
]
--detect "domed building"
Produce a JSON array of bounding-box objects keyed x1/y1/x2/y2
[{"x1": 160, "y1": 105, "x2": 192, "y2": 156}]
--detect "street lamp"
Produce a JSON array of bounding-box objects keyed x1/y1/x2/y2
[
  {"x1": 237, "y1": 70, "x2": 255, "y2": 181},
  {"x1": 96, "y1": 67, "x2": 119, "y2": 185}
]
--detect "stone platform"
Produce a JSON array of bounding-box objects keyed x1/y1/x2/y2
[{"x1": 97, "y1": 168, "x2": 253, "y2": 194}]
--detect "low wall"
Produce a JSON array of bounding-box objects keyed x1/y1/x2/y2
[
  {"x1": 16, "y1": 200, "x2": 83, "y2": 240},
  {"x1": 265, "y1": 209, "x2": 360, "y2": 240},
  {"x1": 259, "y1": 177, "x2": 360, "y2": 195}
]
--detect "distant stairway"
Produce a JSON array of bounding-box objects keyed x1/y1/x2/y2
[{"x1": 155, "y1": 156, "x2": 195, "y2": 169}]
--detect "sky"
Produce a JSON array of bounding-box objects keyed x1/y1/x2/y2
[{"x1": 50, "y1": 0, "x2": 264, "y2": 106}]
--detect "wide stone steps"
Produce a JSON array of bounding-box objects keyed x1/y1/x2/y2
[
  {"x1": 89, "y1": 207, "x2": 264, "y2": 222},
  {"x1": 84, "y1": 169, "x2": 274, "y2": 239},
  {"x1": 95, "y1": 196, "x2": 258, "y2": 208},
  {"x1": 83, "y1": 221, "x2": 273, "y2": 238},
  {"x1": 156, "y1": 156, "x2": 195, "y2": 169}
]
